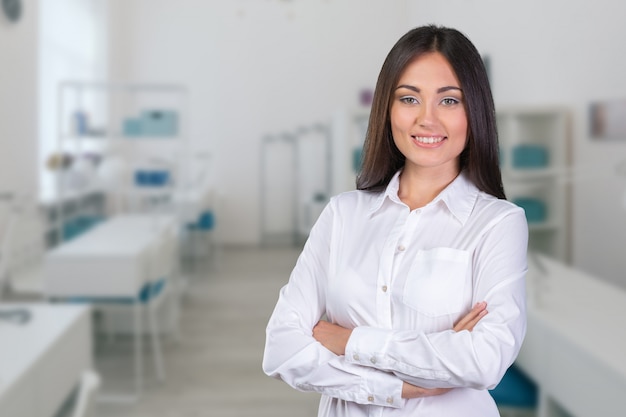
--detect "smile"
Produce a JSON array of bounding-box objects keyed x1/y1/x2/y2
[{"x1": 413, "y1": 136, "x2": 445, "y2": 144}]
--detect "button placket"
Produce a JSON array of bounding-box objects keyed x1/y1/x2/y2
[{"x1": 377, "y1": 207, "x2": 413, "y2": 329}]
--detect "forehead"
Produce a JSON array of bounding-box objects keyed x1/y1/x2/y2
[{"x1": 397, "y1": 52, "x2": 460, "y2": 87}]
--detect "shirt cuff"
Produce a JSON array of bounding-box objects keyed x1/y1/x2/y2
[
  {"x1": 359, "y1": 366, "x2": 404, "y2": 408},
  {"x1": 346, "y1": 326, "x2": 391, "y2": 365},
  {"x1": 346, "y1": 326, "x2": 451, "y2": 382}
]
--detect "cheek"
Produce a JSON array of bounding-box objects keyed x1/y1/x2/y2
[{"x1": 449, "y1": 114, "x2": 468, "y2": 141}]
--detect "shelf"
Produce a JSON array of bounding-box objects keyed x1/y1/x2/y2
[
  {"x1": 502, "y1": 167, "x2": 566, "y2": 181},
  {"x1": 52, "y1": 81, "x2": 189, "y2": 246},
  {"x1": 498, "y1": 107, "x2": 571, "y2": 262}
]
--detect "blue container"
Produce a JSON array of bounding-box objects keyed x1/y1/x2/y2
[
  {"x1": 135, "y1": 170, "x2": 170, "y2": 186},
  {"x1": 149, "y1": 170, "x2": 170, "y2": 186},
  {"x1": 123, "y1": 118, "x2": 143, "y2": 137},
  {"x1": 512, "y1": 145, "x2": 548, "y2": 168},
  {"x1": 140, "y1": 110, "x2": 178, "y2": 137},
  {"x1": 513, "y1": 197, "x2": 546, "y2": 223},
  {"x1": 135, "y1": 170, "x2": 151, "y2": 186}
]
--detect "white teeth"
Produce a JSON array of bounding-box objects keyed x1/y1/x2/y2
[{"x1": 414, "y1": 136, "x2": 444, "y2": 144}]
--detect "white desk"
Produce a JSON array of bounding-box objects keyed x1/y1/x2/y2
[
  {"x1": 517, "y1": 254, "x2": 626, "y2": 417},
  {"x1": 0, "y1": 303, "x2": 92, "y2": 417},
  {"x1": 43, "y1": 214, "x2": 179, "y2": 399},
  {"x1": 44, "y1": 214, "x2": 177, "y2": 298}
]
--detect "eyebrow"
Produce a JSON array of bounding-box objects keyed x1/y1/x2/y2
[{"x1": 396, "y1": 84, "x2": 463, "y2": 94}]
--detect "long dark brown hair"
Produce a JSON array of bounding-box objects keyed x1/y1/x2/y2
[{"x1": 356, "y1": 25, "x2": 505, "y2": 199}]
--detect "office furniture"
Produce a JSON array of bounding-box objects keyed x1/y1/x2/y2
[
  {"x1": 0, "y1": 303, "x2": 92, "y2": 417},
  {"x1": 260, "y1": 124, "x2": 332, "y2": 246},
  {"x1": 55, "y1": 81, "x2": 188, "y2": 234},
  {"x1": 71, "y1": 370, "x2": 101, "y2": 417},
  {"x1": 0, "y1": 194, "x2": 47, "y2": 298},
  {"x1": 43, "y1": 214, "x2": 179, "y2": 399},
  {"x1": 517, "y1": 253, "x2": 626, "y2": 417},
  {"x1": 498, "y1": 108, "x2": 570, "y2": 262},
  {"x1": 40, "y1": 187, "x2": 106, "y2": 248}
]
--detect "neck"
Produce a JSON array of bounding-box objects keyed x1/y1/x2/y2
[{"x1": 398, "y1": 166, "x2": 460, "y2": 210}]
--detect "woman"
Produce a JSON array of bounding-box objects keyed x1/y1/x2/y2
[{"x1": 263, "y1": 25, "x2": 528, "y2": 416}]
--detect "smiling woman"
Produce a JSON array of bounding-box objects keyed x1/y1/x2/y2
[{"x1": 263, "y1": 25, "x2": 528, "y2": 417}]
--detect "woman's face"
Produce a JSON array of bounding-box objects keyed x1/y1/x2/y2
[{"x1": 390, "y1": 52, "x2": 468, "y2": 178}]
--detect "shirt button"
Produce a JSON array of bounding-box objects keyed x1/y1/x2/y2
[
  {"x1": 368, "y1": 395, "x2": 374, "y2": 402},
  {"x1": 353, "y1": 354, "x2": 360, "y2": 361},
  {"x1": 370, "y1": 357, "x2": 377, "y2": 364},
  {"x1": 381, "y1": 285, "x2": 388, "y2": 292},
  {"x1": 397, "y1": 244, "x2": 406, "y2": 252},
  {"x1": 386, "y1": 397, "x2": 394, "y2": 404}
]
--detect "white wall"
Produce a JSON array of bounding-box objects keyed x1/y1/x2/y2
[
  {"x1": 406, "y1": 0, "x2": 626, "y2": 288},
  {"x1": 107, "y1": 0, "x2": 409, "y2": 245},
  {"x1": 0, "y1": 0, "x2": 38, "y2": 196}
]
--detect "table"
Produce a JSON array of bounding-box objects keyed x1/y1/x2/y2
[
  {"x1": 44, "y1": 214, "x2": 177, "y2": 298},
  {"x1": 517, "y1": 253, "x2": 626, "y2": 416},
  {"x1": 43, "y1": 214, "x2": 179, "y2": 400},
  {"x1": 0, "y1": 303, "x2": 92, "y2": 417}
]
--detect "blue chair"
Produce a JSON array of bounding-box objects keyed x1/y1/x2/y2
[
  {"x1": 489, "y1": 364, "x2": 538, "y2": 416},
  {"x1": 185, "y1": 209, "x2": 218, "y2": 268}
]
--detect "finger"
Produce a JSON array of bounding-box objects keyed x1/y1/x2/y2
[
  {"x1": 453, "y1": 302, "x2": 484, "y2": 329},
  {"x1": 453, "y1": 302, "x2": 487, "y2": 332},
  {"x1": 461, "y1": 309, "x2": 488, "y2": 331}
]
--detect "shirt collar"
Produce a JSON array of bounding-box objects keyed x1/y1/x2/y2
[{"x1": 369, "y1": 170, "x2": 479, "y2": 225}]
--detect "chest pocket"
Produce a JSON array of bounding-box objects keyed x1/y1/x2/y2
[{"x1": 403, "y1": 247, "x2": 470, "y2": 317}]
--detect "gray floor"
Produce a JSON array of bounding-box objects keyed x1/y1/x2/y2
[{"x1": 94, "y1": 246, "x2": 320, "y2": 417}]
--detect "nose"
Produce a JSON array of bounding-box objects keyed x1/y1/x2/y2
[{"x1": 416, "y1": 102, "x2": 436, "y2": 127}]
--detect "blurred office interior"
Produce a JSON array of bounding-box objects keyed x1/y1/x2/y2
[{"x1": 1, "y1": 1, "x2": 625, "y2": 416}]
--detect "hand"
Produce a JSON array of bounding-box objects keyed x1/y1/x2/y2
[
  {"x1": 402, "y1": 382, "x2": 452, "y2": 399},
  {"x1": 401, "y1": 301, "x2": 488, "y2": 399},
  {"x1": 312, "y1": 320, "x2": 352, "y2": 356},
  {"x1": 453, "y1": 301, "x2": 488, "y2": 332}
]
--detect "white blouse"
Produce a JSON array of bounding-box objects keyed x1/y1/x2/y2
[{"x1": 263, "y1": 170, "x2": 528, "y2": 417}]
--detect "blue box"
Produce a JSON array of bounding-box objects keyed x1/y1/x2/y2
[
  {"x1": 512, "y1": 145, "x2": 548, "y2": 168},
  {"x1": 135, "y1": 170, "x2": 169, "y2": 186},
  {"x1": 123, "y1": 118, "x2": 143, "y2": 137},
  {"x1": 513, "y1": 197, "x2": 546, "y2": 223},
  {"x1": 140, "y1": 110, "x2": 178, "y2": 137}
]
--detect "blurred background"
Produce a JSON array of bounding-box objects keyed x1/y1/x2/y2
[{"x1": 1, "y1": 1, "x2": 625, "y2": 417}]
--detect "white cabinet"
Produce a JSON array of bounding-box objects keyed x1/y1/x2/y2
[
  {"x1": 497, "y1": 107, "x2": 571, "y2": 262},
  {"x1": 51, "y1": 82, "x2": 189, "y2": 245},
  {"x1": 0, "y1": 304, "x2": 92, "y2": 417}
]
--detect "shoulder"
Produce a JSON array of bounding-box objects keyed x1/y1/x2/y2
[{"x1": 474, "y1": 191, "x2": 527, "y2": 226}]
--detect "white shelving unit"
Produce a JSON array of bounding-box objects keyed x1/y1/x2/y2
[
  {"x1": 497, "y1": 107, "x2": 571, "y2": 262},
  {"x1": 50, "y1": 82, "x2": 189, "y2": 246}
]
